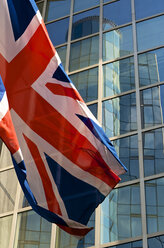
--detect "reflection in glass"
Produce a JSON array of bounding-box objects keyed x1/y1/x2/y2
[
  {"x1": 102, "y1": 93, "x2": 137, "y2": 138},
  {"x1": 55, "y1": 213, "x2": 95, "y2": 248},
  {"x1": 69, "y1": 36, "x2": 99, "y2": 71},
  {"x1": 145, "y1": 178, "x2": 164, "y2": 234},
  {"x1": 45, "y1": 0, "x2": 71, "y2": 22},
  {"x1": 101, "y1": 184, "x2": 142, "y2": 243},
  {"x1": 14, "y1": 211, "x2": 51, "y2": 248},
  {"x1": 88, "y1": 103, "x2": 97, "y2": 118},
  {"x1": 103, "y1": 0, "x2": 131, "y2": 28},
  {"x1": 137, "y1": 15, "x2": 164, "y2": 51},
  {"x1": 148, "y1": 235, "x2": 164, "y2": 248},
  {"x1": 103, "y1": 25, "x2": 133, "y2": 62},
  {"x1": 0, "y1": 169, "x2": 17, "y2": 214},
  {"x1": 72, "y1": 8, "x2": 99, "y2": 40},
  {"x1": 56, "y1": 46, "x2": 67, "y2": 69},
  {"x1": 135, "y1": 0, "x2": 164, "y2": 20},
  {"x1": 140, "y1": 86, "x2": 164, "y2": 129},
  {"x1": 0, "y1": 143, "x2": 13, "y2": 169},
  {"x1": 107, "y1": 240, "x2": 142, "y2": 248},
  {"x1": 74, "y1": 0, "x2": 99, "y2": 13},
  {"x1": 143, "y1": 128, "x2": 164, "y2": 177},
  {"x1": 0, "y1": 215, "x2": 13, "y2": 248},
  {"x1": 103, "y1": 57, "x2": 135, "y2": 97},
  {"x1": 112, "y1": 135, "x2": 139, "y2": 183},
  {"x1": 138, "y1": 48, "x2": 164, "y2": 87},
  {"x1": 70, "y1": 67, "x2": 98, "y2": 102},
  {"x1": 46, "y1": 18, "x2": 69, "y2": 46}
]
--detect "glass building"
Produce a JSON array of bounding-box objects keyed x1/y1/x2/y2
[{"x1": 1, "y1": 0, "x2": 164, "y2": 247}]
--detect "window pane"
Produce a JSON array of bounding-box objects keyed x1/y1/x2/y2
[
  {"x1": 135, "y1": 0, "x2": 164, "y2": 20},
  {"x1": 101, "y1": 184, "x2": 142, "y2": 243},
  {"x1": 14, "y1": 211, "x2": 52, "y2": 248},
  {"x1": 103, "y1": 25, "x2": 133, "y2": 62},
  {"x1": 72, "y1": 8, "x2": 99, "y2": 40},
  {"x1": 69, "y1": 36, "x2": 99, "y2": 71},
  {"x1": 46, "y1": 18, "x2": 69, "y2": 46},
  {"x1": 45, "y1": 0, "x2": 71, "y2": 22},
  {"x1": 140, "y1": 86, "x2": 164, "y2": 129},
  {"x1": 0, "y1": 169, "x2": 17, "y2": 214},
  {"x1": 137, "y1": 16, "x2": 164, "y2": 51},
  {"x1": 138, "y1": 48, "x2": 164, "y2": 87},
  {"x1": 56, "y1": 46, "x2": 67, "y2": 69},
  {"x1": 0, "y1": 143, "x2": 13, "y2": 169},
  {"x1": 103, "y1": 57, "x2": 135, "y2": 97},
  {"x1": 148, "y1": 235, "x2": 164, "y2": 248},
  {"x1": 70, "y1": 67, "x2": 98, "y2": 102},
  {"x1": 102, "y1": 93, "x2": 137, "y2": 137},
  {"x1": 143, "y1": 128, "x2": 164, "y2": 177},
  {"x1": 19, "y1": 189, "x2": 30, "y2": 208},
  {"x1": 55, "y1": 213, "x2": 95, "y2": 248},
  {"x1": 0, "y1": 215, "x2": 13, "y2": 248},
  {"x1": 88, "y1": 103, "x2": 98, "y2": 118},
  {"x1": 103, "y1": 0, "x2": 131, "y2": 29},
  {"x1": 74, "y1": 0, "x2": 99, "y2": 13},
  {"x1": 106, "y1": 240, "x2": 142, "y2": 248},
  {"x1": 112, "y1": 135, "x2": 139, "y2": 183},
  {"x1": 145, "y1": 178, "x2": 164, "y2": 234}
]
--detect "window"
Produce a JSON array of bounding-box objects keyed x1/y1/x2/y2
[
  {"x1": 69, "y1": 36, "x2": 99, "y2": 71},
  {"x1": 137, "y1": 16, "x2": 164, "y2": 51},
  {"x1": 102, "y1": 93, "x2": 137, "y2": 137},
  {"x1": 135, "y1": 0, "x2": 164, "y2": 20},
  {"x1": 112, "y1": 135, "x2": 139, "y2": 182},
  {"x1": 103, "y1": 0, "x2": 131, "y2": 28},
  {"x1": 46, "y1": 18, "x2": 69, "y2": 46},
  {"x1": 70, "y1": 67, "x2": 98, "y2": 102},
  {"x1": 74, "y1": 0, "x2": 99, "y2": 13},
  {"x1": 143, "y1": 128, "x2": 164, "y2": 177},
  {"x1": 145, "y1": 178, "x2": 164, "y2": 234},
  {"x1": 45, "y1": 0, "x2": 71, "y2": 22},
  {"x1": 101, "y1": 184, "x2": 142, "y2": 243},
  {"x1": 103, "y1": 25, "x2": 133, "y2": 62},
  {"x1": 103, "y1": 57, "x2": 135, "y2": 97}
]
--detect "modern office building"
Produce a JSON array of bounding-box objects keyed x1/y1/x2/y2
[{"x1": 1, "y1": 0, "x2": 164, "y2": 247}]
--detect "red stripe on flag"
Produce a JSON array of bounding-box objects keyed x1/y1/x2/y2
[
  {"x1": 46, "y1": 82, "x2": 83, "y2": 102},
  {"x1": 58, "y1": 224, "x2": 93, "y2": 237},
  {"x1": 24, "y1": 134, "x2": 62, "y2": 215},
  {"x1": 0, "y1": 110, "x2": 19, "y2": 154}
]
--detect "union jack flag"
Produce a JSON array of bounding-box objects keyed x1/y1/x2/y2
[{"x1": 0, "y1": 0, "x2": 127, "y2": 237}]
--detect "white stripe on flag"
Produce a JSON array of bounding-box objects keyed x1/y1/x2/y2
[
  {"x1": 0, "y1": 0, "x2": 41, "y2": 62},
  {"x1": 0, "y1": 92, "x2": 9, "y2": 121},
  {"x1": 12, "y1": 148, "x2": 24, "y2": 164}
]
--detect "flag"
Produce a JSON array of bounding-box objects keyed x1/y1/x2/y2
[{"x1": 0, "y1": 0, "x2": 127, "y2": 237}]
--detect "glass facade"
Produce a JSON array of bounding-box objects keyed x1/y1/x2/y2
[{"x1": 1, "y1": 0, "x2": 164, "y2": 247}]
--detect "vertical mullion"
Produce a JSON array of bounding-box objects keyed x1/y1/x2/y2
[
  {"x1": 8, "y1": 183, "x2": 21, "y2": 248},
  {"x1": 131, "y1": 0, "x2": 148, "y2": 247},
  {"x1": 97, "y1": 0, "x2": 103, "y2": 126},
  {"x1": 42, "y1": 0, "x2": 47, "y2": 21},
  {"x1": 95, "y1": 1, "x2": 103, "y2": 248},
  {"x1": 50, "y1": 224, "x2": 57, "y2": 248},
  {"x1": 65, "y1": 0, "x2": 74, "y2": 74}
]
